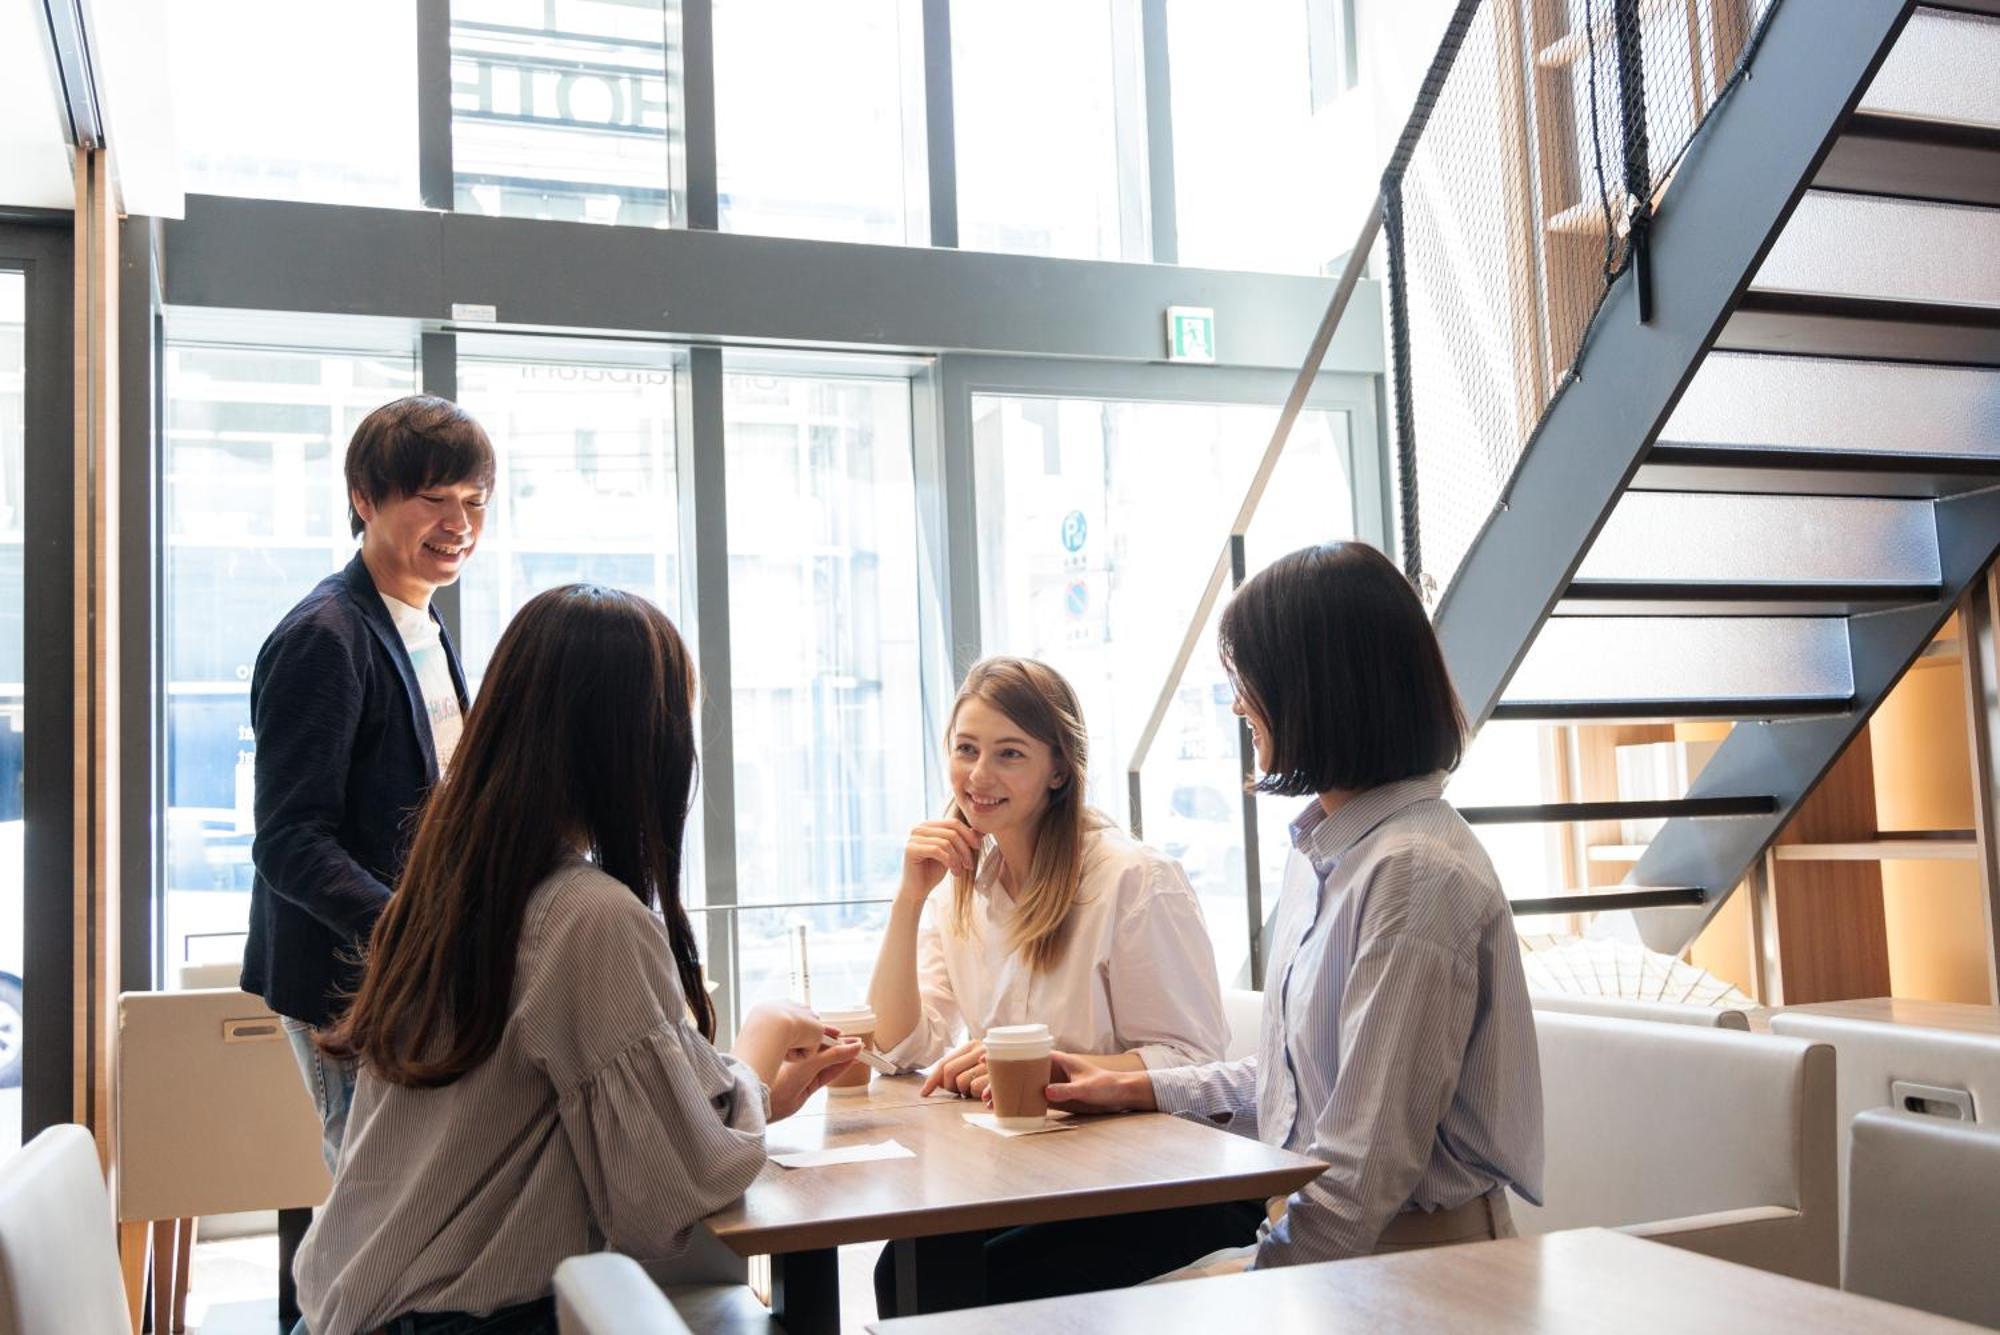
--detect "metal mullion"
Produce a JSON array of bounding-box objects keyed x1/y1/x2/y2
[
  {"x1": 935, "y1": 356, "x2": 981, "y2": 680},
  {"x1": 12, "y1": 221, "x2": 79, "y2": 1140},
  {"x1": 1140, "y1": 0, "x2": 1178, "y2": 265},
  {"x1": 681, "y1": 0, "x2": 719, "y2": 230},
  {"x1": 1958, "y1": 570, "x2": 2000, "y2": 1006},
  {"x1": 118, "y1": 218, "x2": 162, "y2": 993},
  {"x1": 922, "y1": 0, "x2": 959, "y2": 248},
  {"x1": 419, "y1": 0, "x2": 456, "y2": 210},
  {"x1": 420, "y1": 332, "x2": 463, "y2": 645},
  {"x1": 680, "y1": 347, "x2": 739, "y2": 1035}
]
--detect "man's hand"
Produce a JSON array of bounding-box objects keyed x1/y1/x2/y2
[{"x1": 1044, "y1": 1050, "x2": 1156, "y2": 1114}]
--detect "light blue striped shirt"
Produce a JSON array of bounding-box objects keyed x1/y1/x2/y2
[{"x1": 1150, "y1": 773, "x2": 1544, "y2": 1266}]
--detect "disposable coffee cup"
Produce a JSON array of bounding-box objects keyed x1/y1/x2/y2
[
  {"x1": 983, "y1": 1023, "x2": 1054, "y2": 1129},
  {"x1": 820, "y1": 1005, "x2": 879, "y2": 1091}
]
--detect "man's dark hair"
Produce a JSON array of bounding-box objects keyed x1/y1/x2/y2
[
  {"x1": 1219, "y1": 541, "x2": 1465, "y2": 797},
  {"x1": 344, "y1": 395, "x2": 496, "y2": 537}
]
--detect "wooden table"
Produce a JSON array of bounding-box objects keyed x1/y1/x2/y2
[
  {"x1": 1776, "y1": 997, "x2": 2000, "y2": 1036},
  {"x1": 869, "y1": 1227, "x2": 1984, "y2": 1334},
  {"x1": 700, "y1": 1078, "x2": 1325, "y2": 1335}
]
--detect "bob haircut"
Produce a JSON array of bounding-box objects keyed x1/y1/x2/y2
[
  {"x1": 344, "y1": 394, "x2": 497, "y2": 537},
  {"x1": 1219, "y1": 541, "x2": 1464, "y2": 797}
]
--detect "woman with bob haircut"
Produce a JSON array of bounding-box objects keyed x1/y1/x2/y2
[
  {"x1": 867, "y1": 655, "x2": 1240, "y2": 1307},
  {"x1": 294, "y1": 586, "x2": 860, "y2": 1335},
  {"x1": 1044, "y1": 541, "x2": 1544, "y2": 1277}
]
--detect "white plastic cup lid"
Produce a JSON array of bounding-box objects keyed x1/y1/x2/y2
[
  {"x1": 820, "y1": 1005, "x2": 877, "y2": 1031},
  {"x1": 983, "y1": 1023, "x2": 1053, "y2": 1058}
]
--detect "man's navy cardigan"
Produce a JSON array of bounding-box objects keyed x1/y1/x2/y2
[{"x1": 241, "y1": 554, "x2": 470, "y2": 1028}]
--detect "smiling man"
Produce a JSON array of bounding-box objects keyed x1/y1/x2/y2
[{"x1": 243, "y1": 395, "x2": 495, "y2": 1168}]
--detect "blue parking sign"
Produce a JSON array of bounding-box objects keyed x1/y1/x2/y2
[{"x1": 1061, "y1": 510, "x2": 1088, "y2": 553}]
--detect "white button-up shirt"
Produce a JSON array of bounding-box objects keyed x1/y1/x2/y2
[
  {"x1": 1150, "y1": 774, "x2": 1544, "y2": 1266},
  {"x1": 880, "y1": 825, "x2": 1231, "y2": 1072}
]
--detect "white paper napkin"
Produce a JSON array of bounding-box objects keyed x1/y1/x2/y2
[
  {"x1": 962, "y1": 1111, "x2": 1076, "y2": 1138},
  {"x1": 771, "y1": 1138, "x2": 916, "y2": 1170}
]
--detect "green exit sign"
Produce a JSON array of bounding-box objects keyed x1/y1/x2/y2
[{"x1": 1166, "y1": 306, "x2": 1216, "y2": 364}]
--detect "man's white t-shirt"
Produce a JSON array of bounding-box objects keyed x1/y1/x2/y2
[{"x1": 381, "y1": 594, "x2": 464, "y2": 774}]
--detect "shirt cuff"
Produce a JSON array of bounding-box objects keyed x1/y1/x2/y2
[{"x1": 1145, "y1": 1063, "x2": 1208, "y2": 1117}]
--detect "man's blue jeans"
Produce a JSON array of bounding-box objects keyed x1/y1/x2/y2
[{"x1": 282, "y1": 1018, "x2": 358, "y2": 1174}]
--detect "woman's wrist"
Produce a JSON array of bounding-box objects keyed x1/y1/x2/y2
[{"x1": 1124, "y1": 1069, "x2": 1160, "y2": 1112}]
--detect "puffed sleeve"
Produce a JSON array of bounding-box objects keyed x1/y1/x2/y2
[
  {"x1": 878, "y1": 890, "x2": 965, "y2": 1072},
  {"x1": 559, "y1": 1020, "x2": 769, "y2": 1262},
  {"x1": 517, "y1": 867, "x2": 769, "y2": 1262},
  {"x1": 1106, "y1": 856, "x2": 1232, "y2": 1069}
]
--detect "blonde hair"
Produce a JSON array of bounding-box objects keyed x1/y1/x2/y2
[{"x1": 945, "y1": 656, "x2": 1106, "y2": 971}]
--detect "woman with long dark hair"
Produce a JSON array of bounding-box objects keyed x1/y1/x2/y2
[
  {"x1": 295, "y1": 585, "x2": 858, "y2": 1335},
  {"x1": 1044, "y1": 542, "x2": 1544, "y2": 1276}
]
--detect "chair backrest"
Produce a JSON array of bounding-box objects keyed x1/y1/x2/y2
[
  {"x1": 1530, "y1": 990, "x2": 1752, "y2": 1030},
  {"x1": 1518, "y1": 1013, "x2": 1836, "y2": 1268},
  {"x1": 555, "y1": 1254, "x2": 693, "y2": 1335},
  {"x1": 0, "y1": 1125, "x2": 133, "y2": 1335},
  {"x1": 115, "y1": 989, "x2": 332, "y2": 1222},
  {"x1": 1221, "y1": 987, "x2": 1263, "y2": 1062},
  {"x1": 1845, "y1": 1108, "x2": 2000, "y2": 1327},
  {"x1": 1768, "y1": 1003, "x2": 2000, "y2": 1254}
]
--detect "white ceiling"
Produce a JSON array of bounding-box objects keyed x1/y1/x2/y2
[{"x1": 0, "y1": 0, "x2": 77, "y2": 210}]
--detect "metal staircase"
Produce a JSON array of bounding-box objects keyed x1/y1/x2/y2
[
  {"x1": 1427, "y1": 0, "x2": 2000, "y2": 952},
  {"x1": 1128, "y1": 0, "x2": 2000, "y2": 984}
]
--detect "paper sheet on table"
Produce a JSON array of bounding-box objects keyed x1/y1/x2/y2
[
  {"x1": 770, "y1": 1139, "x2": 915, "y2": 1170},
  {"x1": 963, "y1": 1111, "x2": 1076, "y2": 1138}
]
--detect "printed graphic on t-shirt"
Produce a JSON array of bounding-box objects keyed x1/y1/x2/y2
[{"x1": 381, "y1": 595, "x2": 464, "y2": 773}]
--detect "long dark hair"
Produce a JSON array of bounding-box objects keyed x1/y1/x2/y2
[
  {"x1": 1220, "y1": 542, "x2": 1465, "y2": 797},
  {"x1": 324, "y1": 584, "x2": 709, "y2": 1087}
]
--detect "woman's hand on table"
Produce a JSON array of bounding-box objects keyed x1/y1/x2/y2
[
  {"x1": 920, "y1": 1039, "x2": 989, "y2": 1098},
  {"x1": 1043, "y1": 1050, "x2": 1157, "y2": 1114}
]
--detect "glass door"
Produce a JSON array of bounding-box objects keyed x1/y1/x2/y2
[{"x1": 1, "y1": 219, "x2": 75, "y2": 1153}]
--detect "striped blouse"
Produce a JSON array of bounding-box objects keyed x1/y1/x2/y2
[
  {"x1": 1149, "y1": 774, "x2": 1545, "y2": 1266},
  {"x1": 296, "y1": 859, "x2": 769, "y2": 1335}
]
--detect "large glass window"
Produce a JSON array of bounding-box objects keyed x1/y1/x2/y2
[
  {"x1": 453, "y1": 344, "x2": 684, "y2": 681},
  {"x1": 168, "y1": 0, "x2": 421, "y2": 208},
  {"x1": 162, "y1": 326, "x2": 418, "y2": 976},
  {"x1": 724, "y1": 365, "x2": 925, "y2": 1011},
  {"x1": 951, "y1": 0, "x2": 1150, "y2": 261},
  {"x1": 1, "y1": 273, "x2": 24, "y2": 1145},
  {"x1": 975, "y1": 396, "x2": 1355, "y2": 986},
  {"x1": 452, "y1": 0, "x2": 681, "y2": 226},
  {"x1": 1167, "y1": 0, "x2": 1350, "y2": 275},
  {"x1": 714, "y1": 0, "x2": 928, "y2": 245}
]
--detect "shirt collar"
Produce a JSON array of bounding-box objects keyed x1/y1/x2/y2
[{"x1": 1289, "y1": 772, "x2": 1449, "y2": 878}]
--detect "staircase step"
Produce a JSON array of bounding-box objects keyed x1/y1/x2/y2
[
  {"x1": 1500, "y1": 617, "x2": 1854, "y2": 717},
  {"x1": 1719, "y1": 292, "x2": 2000, "y2": 366},
  {"x1": 1753, "y1": 192, "x2": 2000, "y2": 311},
  {"x1": 1460, "y1": 797, "x2": 1778, "y2": 825},
  {"x1": 1817, "y1": 114, "x2": 2000, "y2": 208},
  {"x1": 1634, "y1": 446, "x2": 2000, "y2": 499},
  {"x1": 1509, "y1": 887, "x2": 1708, "y2": 917},
  {"x1": 1490, "y1": 697, "x2": 1854, "y2": 723},
  {"x1": 1857, "y1": 7, "x2": 2000, "y2": 132},
  {"x1": 1558, "y1": 581, "x2": 1942, "y2": 616},
  {"x1": 1572, "y1": 492, "x2": 1940, "y2": 589},
  {"x1": 1659, "y1": 353, "x2": 2000, "y2": 459}
]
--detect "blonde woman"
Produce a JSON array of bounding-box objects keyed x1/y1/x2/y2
[{"x1": 866, "y1": 656, "x2": 1244, "y2": 1309}]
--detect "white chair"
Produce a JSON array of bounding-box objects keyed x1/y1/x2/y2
[
  {"x1": 1221, "y1": 987, "x2": 1263, "y2": 1062},
  {"x1": 1769, "y1": 1000, "x2": 2000, "y2": 1267},
  {"x1": 115, "y1": 989, "x2": 332, "y2": 1333},
  {"x1": 1844, "y1": 1108, "x2": 2000, "y2": 1327},
  {"x1": 1516, "y1": 1012, "x2": 1838, "y2": 1285},
  {"x1": 555, "y1": 1254, "x2": 693, "y2": 1334},
  {"x1": 0, "y1": 1125, "x2": 133, "y2": 1335},
  {"x1": 1530, "y1": 991, "x2": 1753, "y2": 1030}
]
